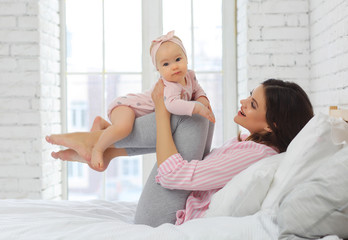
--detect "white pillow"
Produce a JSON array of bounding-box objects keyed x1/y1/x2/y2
[
  {"x1": 278, "y1": 145, "x2": 348, "y2": 240},
  {"x1": 204, "y1": 153, "x2": 284, "y2": 218},
  {"x1": 261, "y1": 113, "x2": 347, "y2": 210}
]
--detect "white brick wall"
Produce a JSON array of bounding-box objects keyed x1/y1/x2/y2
[
  {"x1": 0, "y1": 0, "x2": 62, "y2": 199},
  {"x1": 309, "y1": 0, "x2": 348, "y2": 114},
  {"x1": 0, "y1": 0, "x2": 347, "y2": 200},
  {"x1": 237, "y1": 0, "x2": 310, "y2": 102},
  {"x1": 237, "y1": 0, "x2": 348, "y2": 114}
]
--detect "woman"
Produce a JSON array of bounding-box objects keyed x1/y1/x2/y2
[{"x1": 46, "y1": 79, "x2": 313, "y2": 227}]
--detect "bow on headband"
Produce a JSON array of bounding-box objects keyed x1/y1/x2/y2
[{"x1": 150, "y1": 30, "x2": 187, "y2": 68}]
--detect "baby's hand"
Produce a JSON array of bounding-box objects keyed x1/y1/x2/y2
[
  {"x1": 196, "y1": 96, "x2": 212, "y2": 111},
  {"x1": 193, "y1": 102, "x2": 216, "y2": 123}
]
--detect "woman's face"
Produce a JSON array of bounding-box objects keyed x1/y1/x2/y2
[{"x1": 234, "y1": 84, "x2": 270, "y2": 134}]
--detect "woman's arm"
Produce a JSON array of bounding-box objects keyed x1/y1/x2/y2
[
  {"x1": 151, "y1": 79, "x2": 179, "y2": 166},
  {"x1": 156, "y1": 142, "x2": 278, "y2": 191}
]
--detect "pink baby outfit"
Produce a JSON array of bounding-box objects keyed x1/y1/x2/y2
[{"x1": 107, "y1": 70, "x2": 207, "y2": 119}]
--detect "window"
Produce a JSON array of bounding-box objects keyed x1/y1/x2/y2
[
  {"x1": 68, "y1": 161, "x2": 88, "y2": 189},
  {"x1": 120, "y1": 157, "x2": 140, "y2": 177},
  {"x1": 69, "y1": 101, "x2": 87, "y2": 130},
  {"x1": 163, "y1": 0, "x2": 224, "y2": 148},
  {"x1": 63, "y1": 0, "x2": 236, "y2": 201},
  {"x1": 65, "y1": 0, "x2": 143, "y2": 201}
]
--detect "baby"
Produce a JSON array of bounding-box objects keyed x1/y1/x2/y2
[{"x1": 86, "y1": 31, "x2": 215, "y2": 170}]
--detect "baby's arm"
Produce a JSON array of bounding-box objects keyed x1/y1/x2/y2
[
  {"x1": 163, "y1": 88, "x2": 196, "y2": 116},
  {"x1": 163, "y1": 86, "x2": 215, "y2": 122}
]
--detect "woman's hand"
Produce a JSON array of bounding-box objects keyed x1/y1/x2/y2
[
  {"x1": 151, "y1": 79, "x2": 165, "y2": 106},
  {"x1": 151, "y1": 79, "x2": 170, "y2": 118}
]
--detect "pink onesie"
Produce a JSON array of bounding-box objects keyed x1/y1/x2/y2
[{"x1": 107, "y1": 70, "x2": 207, "y2": 119}]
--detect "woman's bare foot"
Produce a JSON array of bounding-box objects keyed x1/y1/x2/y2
[
  {"x1": 45, "y1": 131, "x2": 102, "y2": 162},
  {"x1": 90, "y1": 116, "x2": 111, "y2": 131}
]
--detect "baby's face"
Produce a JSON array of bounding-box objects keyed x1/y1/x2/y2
[{"x1": 156, "y1": 42, "x2": 188, "y2": 85}]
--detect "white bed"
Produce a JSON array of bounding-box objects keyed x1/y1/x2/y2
[
  {"x1": 0, "y1": 199, "x2": 343, "y2": 240},
  {"x1": 0, "y1": 199, "x2": 279, "y2": 240},
  {"x1": 0, "y1": 112, "x2": 347, "y2": 240}
]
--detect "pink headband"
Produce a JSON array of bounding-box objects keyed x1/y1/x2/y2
[{"x1": 150, "y1": 30, "x2": 187, "y2": 68}]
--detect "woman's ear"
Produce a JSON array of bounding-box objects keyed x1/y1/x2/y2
[
  {"x1": 265, "y1": 122, "x2": 277, "y2": 133},
  {"x1": 264, "y1": 126, "x2": 272, "y2": 133}
]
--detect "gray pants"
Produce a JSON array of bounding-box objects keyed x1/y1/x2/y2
[{"x1": 115, "y1": 112, "x2": 214, "y2": 227}]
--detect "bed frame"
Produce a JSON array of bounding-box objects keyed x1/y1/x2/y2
[{"x1": 329, "y1": 106, "x2": 348, "y2": 122}]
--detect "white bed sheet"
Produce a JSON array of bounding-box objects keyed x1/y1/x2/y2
[
  {"x1": 0, "y1": 199, "x2": 343, "y2": 240},
  {"x1": 0, "y1": 199, "x2": 279, "y2": 240}
]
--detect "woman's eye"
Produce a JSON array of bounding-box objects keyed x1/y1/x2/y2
[{"x1": 251, "y1": 101, "x2": 256, "y2": 109}]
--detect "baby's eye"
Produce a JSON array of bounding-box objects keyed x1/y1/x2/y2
[
  {"x1": 176, "y1": 57, "x2": 182, "y2": 62},
  {"x1": 163, "y1": 62, "x2": 169, "y2": 67}
]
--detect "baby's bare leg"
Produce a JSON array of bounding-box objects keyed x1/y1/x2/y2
[
  {"x1": 91, "y1": 106, "x2": 135, "y2": 170},
  {"x1": 90, "y1": 116, "x2": 111, "y2": 131}
]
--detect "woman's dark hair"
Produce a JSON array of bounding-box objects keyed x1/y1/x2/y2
[{"x1": 245, "y1": 79, "x2": 313, "y2": 153}]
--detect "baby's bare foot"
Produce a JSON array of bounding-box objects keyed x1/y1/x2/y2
[
  {"x1": 53, "y1": 149, "x2": 108, "y2": 172},
  {"x1": 46, "y1": 132, "x2": 94, "y2": 162},
  {"x1": 51, "y1": 149, "x2": 89, "y2": 164},
  {"x1": 91, "y1": 148, "x2": 105, "y2": 170}
]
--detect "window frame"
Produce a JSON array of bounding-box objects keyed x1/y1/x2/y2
[{"x1": 60, "y1": 0, "x2": 237, "y2": 199}]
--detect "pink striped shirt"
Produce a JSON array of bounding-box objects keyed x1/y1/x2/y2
[{"x1": 155, "y1": 136, "x2": 278, "y2": 225}]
